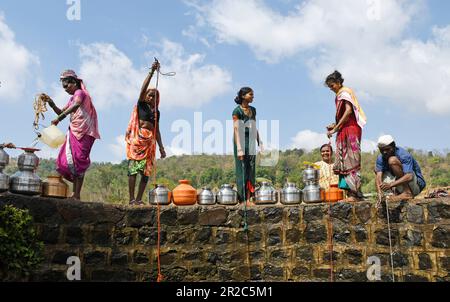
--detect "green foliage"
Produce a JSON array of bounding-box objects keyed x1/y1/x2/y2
[{"x1": 0, "y1": 205, "x2": 44, "y2": 281}]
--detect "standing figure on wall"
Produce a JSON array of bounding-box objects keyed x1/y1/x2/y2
[
  {"x1": 41, "y1": 70, "x2": 100, "y2": 200},
  {"x1": 325, "y1": 71, "x2": 366, "y2": 202},
  {"x1": 232, "y1": 87, "x2": 263, "y2": 203},
  {"x1": 125, "y1": 60, "x2": 166, "y2": 206}
]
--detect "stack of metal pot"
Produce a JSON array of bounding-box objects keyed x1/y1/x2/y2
[
  {"x1": 9, "y1": 149, "x2": 42, "y2": 196},
  {"x1": 0, "y1": 146, "x2": 10, "y2": 193},
  {"x1": 216, "y1": 184, "x2": 238, "y2": 205},
  {"x1": 302, "y1": 164, "x2": 324, "y2": 203},
  {"x1": 197, "y1": 187, "x2": 216, "y2": 205},
  {"x1": 149, "y1": 184, "x2": 172, "y2": 205},
  {"x1": 254, "y1": 181, "x2": 278, "y2": 204},
  {"x1": 280, "y1": 182, "x2": 302, "y2": 205}
]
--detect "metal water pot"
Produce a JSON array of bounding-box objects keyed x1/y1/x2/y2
[
  {"x1": 303, "y1": 165, "x2": 320, "y2": 183},
  {"x1": 217, "y1": 184, "x2": 238, "y2": 205},
  {"x1": 9, "y1": 150, "x2": 41, "y2": 196},
  {"x1": 149, "y1": 184, "x2": 171, "y2": 205},
  {"x1": 198, "y1": 187, "x2": 216, "y2": 205},
  {"x1": 254, "y1": 182, "x2": 278, "y2": 204},
  {"x1": 280, "y1": 182, "x2": 302, "y2": 205},
  {"x1": 0, "y1": 147, "x2": 9, "y2": 192},
  {"x1": 302, "y1": 182, "x2": 324, "y2": 203}
]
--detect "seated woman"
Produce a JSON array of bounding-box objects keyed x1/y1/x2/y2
[
  {"x1": 125, "y1": 61, "x2": 166, "y2": 206},
  {"x1": 315, "y1": 144, "x2": 339, "y2": 191}
]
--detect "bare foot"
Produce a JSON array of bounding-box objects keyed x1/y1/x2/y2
[
  {"x1": 387, "y1": 193, "x2": 413, "y2": 202},
  {"x1": 341, "y1": 196, "x2": 362, "y2": 202},
  {"x1": 245, "y1": 201, "x2": 255, "y2": 207}
]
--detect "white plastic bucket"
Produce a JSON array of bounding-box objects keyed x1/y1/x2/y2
[{"x1": 38, "y1": 125, "x2": 66, "y2": 149}]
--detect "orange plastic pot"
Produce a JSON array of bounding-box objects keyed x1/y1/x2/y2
[
  {"x1": 325, "y1": 184, "x2": 344, "y2": 202},
  {"x1": 172, "y1": 180, "x2": 197, "y2": 206}
]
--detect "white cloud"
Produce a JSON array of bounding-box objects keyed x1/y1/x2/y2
[
  {"x1": 361, "y1": 139, "x2": 378, "y2": 153},
  {"x1": 62, "y1": 40, "x2": 232, "y2": 110},
  {"x1": 144, "y1": 38, "x2": 232, "y2": 109},
  {"x1": 188, "y1": 0, "x2": 450, "y2": 115},
  {"x1": 290, "y1": 129, "x2": 330, "y2": 151},
  {"x1": 108, "y1": 135, "x2": 126, "y2": 164},
  {"x1": 0, "y1": 13, "x2": 39, "y2": 102}
]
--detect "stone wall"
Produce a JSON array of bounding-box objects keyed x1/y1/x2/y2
[{"x1": 0, "y1": 193, "x2": 449, "y2": 282}]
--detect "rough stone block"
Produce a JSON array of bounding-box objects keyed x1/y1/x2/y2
[
  {"x1": 344, "y1": 249, "x2": 363, "y2": 265},
  {"x1": 427, "y1": 201, "x2": 450, "y2": 223},
  {"x1": 178, "y1": 208, "x2": 199, "y2": 225},
  {"x1": 354, "y1": 225, "x2": 368, "y2": 242},
  {"x1": 418, "y1": 253, "x2": 432, "y2": 270},
  {"x1": 330, "y1": 203, "x2": 353, "y2": 222},
  {"x1": 263, "y1": 207, "x2": 283, "y2": 224},
  {"x1": 65, "y1": 226, "x2": 84, "y2": 245},
  {"x1": 38, "y1": 224, "x2": 60, "y2": 244},
  {"x1": 124, "y1": 208, "x2": 154, "y2": 227},
  {"x1": 286, "y1": 228, "x2": 301, "y2": 244},
  {"x1": 263, "y1": 265, "x2": 284, "y2": 278},
  {"x1": 194, "y1": 227, "x2": 212, "y2": 244},
  {"x1": 268, "y1": 227, "x2": 282, "y2": 246},
  {"x1": 288, "y1": 207, "x2": 300, "y2": 224},
  {"x1": 304, "y1": 223, "x2": 327, "y2": 243},
  {"x1": 303, "y1": 206, "x2": 324, "y2": 222},
  {"x1": 432, "y1": 226, "x2": 450, "y2": 248},
  {"x1": 199, "y1": 208, "x2": 228, "y2": 226},
  {"x1": 407, "y1": 204, "x2": 424, "y2": 224},
  {"x1": 216, "y1": 229, "x2": 233, "y2": 245},
  {"x1": 402, "y1": 229, "x2": 423, "y2": 247},
  {"x1": 84, "y1": 251, "x2": 107, "y2": 265},
  {"x1": 355, "y1": 203, "x2": 372, "y2": 224},
  {"x1": 292, "y1": 266, "x2": 310, "y2": 277},
  {"x1": 296, "y1": 246, "x2": 314, "y2": 262},
  {"x1": 160, "y1": 208, "x2": 178, "y2": 226}
]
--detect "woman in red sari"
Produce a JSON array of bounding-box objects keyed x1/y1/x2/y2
[{"x1": 325, "y1": 71, "x2": 367, "y2": 202}]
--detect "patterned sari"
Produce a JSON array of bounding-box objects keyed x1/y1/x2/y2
[
  {"x1": 56, "y1": 85, "x2": 100, "y2": 182},
  {"x1": 125, "y1": 106, "x2": 156, "y2": 177},
  {"x1": 333, "y1": 87, "x2": 366, "y2": 196}
]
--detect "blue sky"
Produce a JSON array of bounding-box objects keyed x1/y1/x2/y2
[{"x1": 1, "y1": 0, "x2": 449, "y2": 163}]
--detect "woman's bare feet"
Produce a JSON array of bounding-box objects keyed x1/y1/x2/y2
[{"x1": 387, "y1": 193, "x2": 413, "y2": 202}]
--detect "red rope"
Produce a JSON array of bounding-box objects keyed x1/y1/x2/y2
[{"x1": 153, "y1": 62, "x2": 164, "y2": 282}]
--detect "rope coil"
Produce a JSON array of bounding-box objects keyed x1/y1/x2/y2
[{"x1": 33, "y1": 94, "x2": 48, "y2": 130}]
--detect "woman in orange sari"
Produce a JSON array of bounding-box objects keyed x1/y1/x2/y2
[
  {"x1": 325, "y1": 71, "x2": 367, "y2": 202},
  {"x1": 125, "y1": 61, "x2": 166, "y2": 205}
]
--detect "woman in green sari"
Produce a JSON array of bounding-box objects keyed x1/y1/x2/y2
[{"x1": 232, "y1": 87, "x2": 262, "y2": 203}]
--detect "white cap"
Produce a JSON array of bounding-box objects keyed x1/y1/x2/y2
[{"x1": 377, "y1": 135, "x2": 395, "y2": 148}]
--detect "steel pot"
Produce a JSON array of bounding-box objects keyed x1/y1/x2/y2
[
  {"x1": 303, "y1": 165, "x2": 320, "y2": 183},
  {"x1": 149, "y1": 184, "x2": 172, "y2": 205},
  {"x1": 217, "y1": 184, "x2": 238, "y2": 205},
  {"x1": 0, "y1": 146, "x2": 9, "y2": 168},
  {"x1": 0, "y1": 147, "x2": 9, "y2": 192},
  {"x1": 42, "y1": 175, "x2": 69, "y2": 198},
  {"x1": 198, "y1": 187, "x2": 216, "y2": 205},
  {"x1": 302, "y1": 183, "x2": 324, "y2": 203},
  {"x1": 280, "y1": 182, "x2": 302, "y2": 205},
  {"x1": 9, "y1": 150, "x2": 41, "y2": 196},
  {"x1": 254, "y1": 182, "x2": 278, "y2": 204}
]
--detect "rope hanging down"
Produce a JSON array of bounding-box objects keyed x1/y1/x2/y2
[{"x1": 151, "y1": 58, "x2": 175, "y2": 283}]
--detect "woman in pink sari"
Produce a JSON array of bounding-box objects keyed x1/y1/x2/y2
[{"x1": 41, "y1": 70, "x2": 100, "y2": 200}]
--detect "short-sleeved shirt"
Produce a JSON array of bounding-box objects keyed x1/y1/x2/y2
[
  {"x1": 375, "y1": 147, "x2": 426, "y2": 192},
  {"x1": 232, "y1": 106, "x2": 256, "y2": 122}
]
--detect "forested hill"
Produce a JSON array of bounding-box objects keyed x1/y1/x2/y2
[{"x1": 4, "y1": 149, "x2": 449, "y2": 204}]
